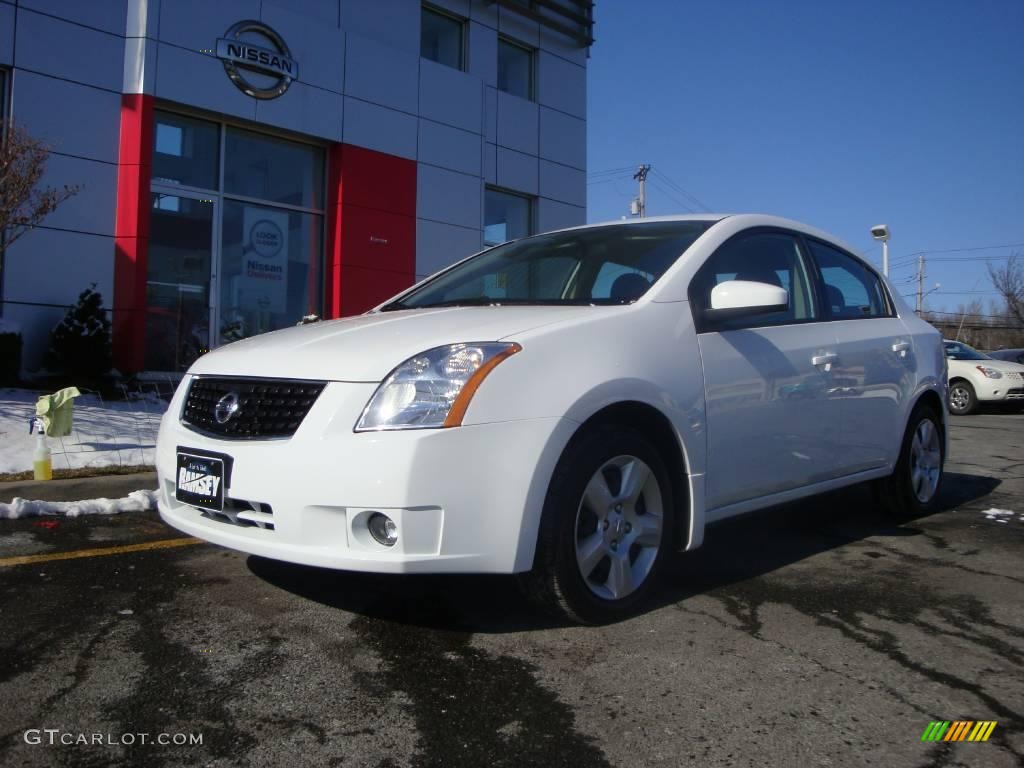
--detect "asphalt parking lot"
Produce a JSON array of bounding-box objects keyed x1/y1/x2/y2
[{"x1": 1, "y1": 412, "x2": 1022, "y2": 768}]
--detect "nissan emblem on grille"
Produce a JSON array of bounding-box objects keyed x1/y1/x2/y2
[
  {"x1": 182, "y1": 378, "x2": 326, "y2": 439},
  {"x1": 214, "y1": 392, "x2": 241, "y2": 424}
]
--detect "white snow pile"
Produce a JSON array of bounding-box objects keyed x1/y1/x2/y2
[
  {"x1": 0, "y1": 387, "x2": 168, "y2": 474},
  {"x1": 980, "y1": 508, "x2": 1021, "y2": 524},
  {"x1": 0, "y1": 490, "x2": 158, "y2": 520}
]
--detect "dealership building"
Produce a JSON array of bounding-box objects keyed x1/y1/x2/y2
[{"x1": 0, "y1": 0, "x2": 592, "y2": 373}]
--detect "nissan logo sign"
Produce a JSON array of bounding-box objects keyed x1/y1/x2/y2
[{"x1": 216, "y1": 20, "x2": 297, "y2": 100}]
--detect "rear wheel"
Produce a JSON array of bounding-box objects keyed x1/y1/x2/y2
[
  {"x1": 877, "y1": 404, "x2": 944, "y2": 518},
  {"x1": 522, "y1": 424, "x2": 673, "y2": 624},
  {"x1": 948, "y1": 380, "x2": 977, "y2": 415}
]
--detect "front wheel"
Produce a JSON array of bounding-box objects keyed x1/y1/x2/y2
[
  {"x1": 522, "y1": 424, "x2": 674, "y2": 624},
  {"x1": 948, "y1": 380, "x2": 977, "y2": 415},
  {"x1": 877, "y1": 404, "x2": 944, "y2": 518}
]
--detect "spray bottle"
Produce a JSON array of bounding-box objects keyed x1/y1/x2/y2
[{"x1": 31, "y1": 418, "x2": 52, "y2": 481}]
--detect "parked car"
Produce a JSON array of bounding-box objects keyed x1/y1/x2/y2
[
  {"x1": 945, "y1": 340, "x2": 1024, "y2": 415},
  {"x1": 986, "y1": 348, "x2": 1024, "y2": 366},
  {"x1": 157, "y1": 214, "x2": 948, "y2": 623}
]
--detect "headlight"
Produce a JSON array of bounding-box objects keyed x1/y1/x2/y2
[
  {"x1": 355, "y1": 343, "x2": 521, "y2": 431},
  {"x1": 976, "y1": 366, "x2": 1003, "y2": 379}
]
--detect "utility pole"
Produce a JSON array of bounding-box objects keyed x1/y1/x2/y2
[
  {"x1": 632, "y1": 164, "x2": 650, "y2": 218},
  {"x1": 916, "y1": 253, "x2": 925, "y2": 315}
]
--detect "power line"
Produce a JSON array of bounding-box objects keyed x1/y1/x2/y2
[
  {"x1": 650, "y1": 168, "x2": 713, "y2": 212},
  {"x1": 646, "y1": 178, "x2": 696, "y2": 213},
  {"x1": 926, "y1": 254, "x2": 1019, "y2": 262},
  {"x1": 587, "y1": 166, "x2": 635, "y2": 178},
  {"x1": 912, "y1": 241, "x2": 1024, "y2": 255}
]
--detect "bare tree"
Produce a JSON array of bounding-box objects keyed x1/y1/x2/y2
[
  {"x1": 0, "y1": 121, "x2": 80, "y2": 249},
  {"x1": 988, "y1": 252, "x2": 1024, "y2": 328}
]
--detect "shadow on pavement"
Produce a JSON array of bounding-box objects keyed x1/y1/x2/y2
[{"x1": 247, "y1": 471, "x2": 999, "y2": 632}]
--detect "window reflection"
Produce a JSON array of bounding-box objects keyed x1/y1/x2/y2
[
  {"x1": 152, "y1": 111, "x2": 219, "y2": 189},
  {"x1": 219, "y1": 200, "x2": 322, "y2": 344},
  {"x1": 485, "y1": 188, "x2": 532, "y2": 246},
  {"x1": 224, "y1": 128, "x2": 324, "y2": 209}
]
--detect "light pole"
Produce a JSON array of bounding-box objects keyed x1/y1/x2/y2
[{"x1": 870, "y1": 224, "x2": 890, "y2": 276}]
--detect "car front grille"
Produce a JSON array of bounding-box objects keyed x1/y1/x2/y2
[{"x1": 182, "y1": 377, "x2": 326, "y2": 439}]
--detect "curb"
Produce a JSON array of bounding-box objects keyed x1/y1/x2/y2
[{"x1": 0, "y1": 472, "x2": 158, "y2": 504}]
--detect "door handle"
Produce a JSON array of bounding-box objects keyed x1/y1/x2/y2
[{"x1": 892, "y1": 340, "x2": 910, "y2": 356}]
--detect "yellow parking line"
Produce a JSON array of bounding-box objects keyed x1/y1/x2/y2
[{"x1": 0, "y1": 537, "x2": 204, "y2": 568}]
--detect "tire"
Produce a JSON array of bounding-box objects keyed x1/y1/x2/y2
[
  {"x1": 948, "y1": 380, "x2": 977, "y2": 415},
  {"x1": 521, "y1": 423, "x2": 674, "y2": 624},
  {"x1": 877, "y1": 404, "x2": 944, "y2": 518}
]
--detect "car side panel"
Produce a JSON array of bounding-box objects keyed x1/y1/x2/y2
[
  {"x1": 465, "y1": 300, "x2": 710, "y2": 551},
  {"x1": 830, "y1": 317, "x2": 917, "y2": 472},
  {"x1": 698, "y1": 324, "x2": 848, "y2": 513}
]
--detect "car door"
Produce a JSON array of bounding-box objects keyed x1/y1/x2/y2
[
  {"x1": 804, "y1": 238, "x2": 915, "y2": 472},
  {"x1": 690, "y1": 229, "x2": 846, "y2": 514}
]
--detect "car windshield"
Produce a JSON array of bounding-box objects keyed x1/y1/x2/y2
[
  {"x1": 381, "y1": 221, "x2": 713, "y2": 310},
  {"x1": 944, "y1": 341, "x2": 990, "y2": 361}
]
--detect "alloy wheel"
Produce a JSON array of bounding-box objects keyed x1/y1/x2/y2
[
  {"x1": 910, "y1": 418, "x2": 942, "y2": 503},
  {"x1": 949, "y1": 385, "x2": 970, "y2": 413},
  {"x1": 574, "y1": 455, "x2": 664, "y2": 600}
]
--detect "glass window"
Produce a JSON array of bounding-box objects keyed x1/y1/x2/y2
[
  {"x1": 485, "y1": 188, "x2": 532, "y2": 246},
  {"x1": 224, "y1": 127, "x2": 324, "y2": 209},
  {"x1": 218, "y1": 200, "x2": 322, "y2": 343},
  {"x1": 498, "y1": 38, "x2": 534, "y2": 100},
  {"x1": 421, "y1": 7, "x2": 464, "y2": 70},
  {"x1": 383, "y1": 221, "x2": 712, "y2": 310},
  {"x1": 690, "y1": 231, "x2": 817, "y2": 331},
  {"x1": 944, "y1": 341, "x2": 990, "y2": 361},
  {"x1": 807, "y1": 239, "x2": 891, "y2": 319},
  {"x1": 592, "y1": 262, "x2": 656, "y2": 300},
  {"x1": 152, "y1": 111, "x2": 219, "y2": 190}
]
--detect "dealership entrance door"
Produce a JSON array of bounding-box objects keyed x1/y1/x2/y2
[
  {"x1": 145, "y1": 110, "x2": 324, "y2": 372},
  {"x1": 145, "y1": 191, "x2": 217, "y2": 371}
]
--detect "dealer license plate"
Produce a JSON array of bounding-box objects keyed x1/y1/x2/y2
[{"x1": 175, "y1": 451, "x2": 226, "y2": 512}]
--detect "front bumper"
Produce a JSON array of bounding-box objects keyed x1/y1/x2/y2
[
  {"x1": 157, "y1": 379, "x2": 576, "y2": 574},
  {"x1": 973, "y1": 373, "x2": 1024, "y2": 403}
]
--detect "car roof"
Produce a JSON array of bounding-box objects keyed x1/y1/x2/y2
[{"x1": 542, "y1": 213, "x2": 869, "y2": 265}]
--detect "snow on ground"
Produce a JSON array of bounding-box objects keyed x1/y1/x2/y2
[
  {"x1": 981, "y1": 508, "x2": 1022, "y2": 523},
  {"x1": 0, "y1": 388, "x2": 167, "y2": 475},
  {"x1": 0, "y1": 490, "x2": 158, "y2": 519}
]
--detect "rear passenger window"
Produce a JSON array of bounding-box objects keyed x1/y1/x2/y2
[
  {"x1": 808, "y1": 240, "x2": 892, "y2": 319},
  {"x1": 689, "y1": 231, "x2": 817, "y2": 332}
]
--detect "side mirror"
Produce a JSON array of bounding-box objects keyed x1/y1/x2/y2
[{"x1": 709, "y1": 280, "x2": 788, "y2": 316}]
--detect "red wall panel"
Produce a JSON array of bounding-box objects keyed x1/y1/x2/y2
[
  {"x1": 112, "y1": 94, "x2": 154, "y2": 373},
  {"x1": 323, "y1": 143, "x2": 417, "y2": 318}
]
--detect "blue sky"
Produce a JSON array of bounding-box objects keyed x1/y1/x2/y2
[{"x1": 585, "y1": 0, "x2": 1024, "y2": 316}]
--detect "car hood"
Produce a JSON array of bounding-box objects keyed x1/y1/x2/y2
[
  {"x1": 948, "y1": 358, "x2": 1024, "y2": 375},
  {"x1": 188, "y1": 306, "x2": 614, "y2": 381}
]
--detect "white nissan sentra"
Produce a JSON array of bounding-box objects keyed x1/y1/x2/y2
[{"x1": 157, "y1": 214, "x2": 947, "y2": 623}]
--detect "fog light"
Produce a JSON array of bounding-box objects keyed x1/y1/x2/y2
[{"x1": 368, "y1": 512, "x2": 398, "y2": 547}]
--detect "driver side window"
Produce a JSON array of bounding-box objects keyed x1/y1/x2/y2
[{"x1": 689, "y1": 231, "x2": 818, "y2": 332}]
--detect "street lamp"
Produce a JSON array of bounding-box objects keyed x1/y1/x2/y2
[{"x1": 870, "y1": 224, "x2": 890, "y2": 276}]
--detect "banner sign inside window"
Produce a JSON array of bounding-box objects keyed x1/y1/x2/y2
[{"x1": 240, "y1": 207, "x2": 289, "y2": 314}]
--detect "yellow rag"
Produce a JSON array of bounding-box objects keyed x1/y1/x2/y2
[{"x1": 35, "y1": 387, "x2": 82, "y2": 437}]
